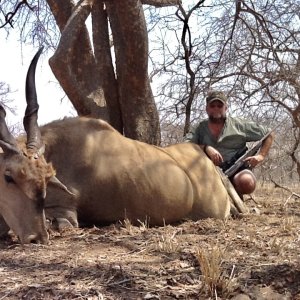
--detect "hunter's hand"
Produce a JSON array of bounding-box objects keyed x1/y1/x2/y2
[
  {"x1": 244, "y1": 154, "x2": 264, "y2": 168},
  {"x1": 205, "y1": 146, "x2": 224, "y2": 166}
]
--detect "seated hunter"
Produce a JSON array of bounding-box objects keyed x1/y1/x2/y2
[{"x1": 186, "y1": 90, "x2": 274, "y2": 196}]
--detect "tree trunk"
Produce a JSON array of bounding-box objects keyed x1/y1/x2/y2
[
  {"x1": 92, "y1": 1, "x2": 122, "y2": 131},
  {"x1": 106, "y1": 0, "x2": 161, "y2": 144},
  {"x1": 46, "y1": 0, "x2": 161, "y2": 144},
  {"x1": 47, "y1": 0, "x2": 110, "y2": 123}
]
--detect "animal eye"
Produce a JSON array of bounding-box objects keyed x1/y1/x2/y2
[{"x1": 4, "y1": 174, "x2": 15, "y2": 184}]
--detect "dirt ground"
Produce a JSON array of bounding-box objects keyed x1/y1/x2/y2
[{"x1": 0, "y1": 183, "x2": 299, "y2": 300}]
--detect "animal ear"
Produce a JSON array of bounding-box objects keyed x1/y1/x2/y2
[
  {"x1": 48, "y1": 176, "x2": 76, "y2": 196},
  {"x1": 37, "y1": 144, "x2": 45, "y2": 157},
  {"x1": 0, "y1": 140, "x2": 20, "y2": 155}
]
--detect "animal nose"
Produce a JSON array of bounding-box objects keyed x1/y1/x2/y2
[{"x1": 22, "y1": 232, "x2": 49, "y2": 244}]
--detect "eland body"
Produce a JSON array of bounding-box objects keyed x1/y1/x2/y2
[{"x1": 0, "y1": 49, "x2": 230, "y2": 244}]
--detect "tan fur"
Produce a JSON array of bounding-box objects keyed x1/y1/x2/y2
[
  {"x1": 0, "y1": 152, "x2": 51, "y2": 243},
  {"x1": 0, "y1": 117, "x2": 230, "y2": 243},
  {"x1": 41, "y1": 117, "x2": 230, "y2": 226}
]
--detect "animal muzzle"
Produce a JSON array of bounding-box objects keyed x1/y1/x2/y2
[
  {"x1": 20, "y1": 231, "x2": 49, "y2": 244},
  {"x1": 19, "y1": 205, "x2": 50, "y2": 245}
]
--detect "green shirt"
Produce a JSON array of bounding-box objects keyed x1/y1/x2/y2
[{"x1": 187, "y1": 116, "x2": 270, "y2": 162}]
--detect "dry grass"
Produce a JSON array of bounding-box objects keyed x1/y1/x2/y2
[
  {"x1": 196, "y1": 246, "x2": 237, "y2": 298},
  {"x1": 0, "y1": 183, "x2": 299, "y2": 299},
  {"x1": 153, "y1": 226, "x2": 182, "y2": 253}
]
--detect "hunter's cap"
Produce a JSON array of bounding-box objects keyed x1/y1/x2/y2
[{"x1": 206, "y1": 90, "x2": 227, "y2": 105}]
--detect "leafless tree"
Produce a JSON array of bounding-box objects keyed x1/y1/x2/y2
[
  {"x1": 211, "y1": 0, "x2": 300, "y2": 179},
  {"x1": 148, "y1": 0, "x2": 300, "y2": 180},
  {"x1": 1, "y1": 0, "x2": 181, "y2": 145},
  {"x1": 0, "y1": 82, "x2": 14, "y2": 113},
  {"x1": 1, "y1": 0, "x2": 299, "y2": 180}
]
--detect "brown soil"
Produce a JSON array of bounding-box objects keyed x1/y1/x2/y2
[{"x1": 0, "y1": 184, "x2": 299, "y2": 300}]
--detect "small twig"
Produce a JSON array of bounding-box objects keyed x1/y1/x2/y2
[
  {"x1": 271, "y1": 178, "x2": 292, "y2": 193},
  {"x1": 229, "y1": 264, "x2": 236, "y2": 280},
  {"x1": 0, "y1": 0, "x2": 34, "y2": 29},
  {"x1": 0, "y1": 291, "x2": 12, "y2": 300},
  {"x1": 270, "y1": 178, "x2": 300, "y2": 206},
  {"x1": 271, "y1": 178, "x2": 300, "y2": 194},
  {"x1": 246, "y1": 194, "x2": 258, "y2": 204},
  {"x1": 284, "y1": 193, "x2": 300, "y2": 207},
  {"x1": 107, "y1": 278, "x2": 132, "y2": 287}
]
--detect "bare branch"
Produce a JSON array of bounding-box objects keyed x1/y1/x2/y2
[
  {"x1": 175, "y1": 0, "x2": 205, "y2": 135},
  {"x1": 0, "y1": 0, "x2": 34, "y2": 29},
  {"x1": 270, "y1": 178, "x2": 300, "y2": 207},
  {"x1": 141, "y1": 0, "x2": 181, "y2": 7},
  {"x1": 230, "y1": 0, "x2": 242, "y2": 41},
  {"x1": 49, "y1": 0, "x2": 105, "y2": 117}
]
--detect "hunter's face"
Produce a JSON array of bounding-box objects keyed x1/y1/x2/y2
[{"x1": 206, "y1": 100, "x2": 227, "y2": 123}]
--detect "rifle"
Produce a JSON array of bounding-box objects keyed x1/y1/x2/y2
[
  {"x1": 220, "y1": 146, "x2": 248, "y2": 173},
  {"x1": 222, "y1": 130, "x2": 273, "y2": 178}
]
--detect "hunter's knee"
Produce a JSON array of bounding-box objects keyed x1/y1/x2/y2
[{"x1": 233, "y1": 169, "x2": 256, "y2": 195}]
